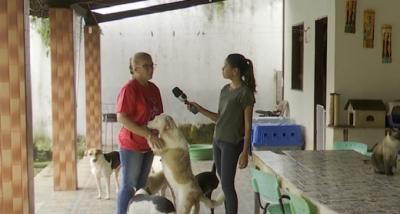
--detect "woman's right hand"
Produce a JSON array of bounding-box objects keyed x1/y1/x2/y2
[
  {"x1": 147, "y1": 133, "x2": 165, "y2": 152},
  {"x1": 186, "y1": 101, "x2": 201, "y2": 112}
]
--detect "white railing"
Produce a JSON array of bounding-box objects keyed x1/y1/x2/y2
[{"x1": 316, "y1": 104, "x2": 326, "y2": 151}]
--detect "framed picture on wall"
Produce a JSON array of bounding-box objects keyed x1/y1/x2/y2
[
  {"x1": 363, "y1": 9, "x2": 375, "y2": 48},
  {"x1": 382, "y1": 25, "x2": 392, "y2": 64},
  {"x1": 345, "y1": 0, "x2": 357, "y2": 33}
]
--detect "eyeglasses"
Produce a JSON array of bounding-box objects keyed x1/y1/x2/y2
[{"x1": 135, "y1": 63, "x2": 156, "y2": 70}]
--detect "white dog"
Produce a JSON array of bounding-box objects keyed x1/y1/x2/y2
[
  {"x1": 147, "y1": 114, "x2": 224, "y2": 214},
  {"x1": 86, "y1": 148, "x2": 120, "y2": 199}
]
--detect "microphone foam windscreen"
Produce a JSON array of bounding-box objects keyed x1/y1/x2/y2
[{"x1": 172, "y1": 87, "x2": 183, "y2": 97}]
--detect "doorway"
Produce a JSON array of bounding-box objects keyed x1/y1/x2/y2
[{"x1": 313, "y1": 17, "x2": 328, "y2": 150}]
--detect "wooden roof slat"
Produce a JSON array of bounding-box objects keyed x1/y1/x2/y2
[
  {"x1": 86, "y1": 0, "x2": 147, "y2": 10},
  {"x1": 31, "y1": 0, "x2": 225, "y2": 21},
  {"x1": 93, "y1": 0, "x2": 225, "y2": 23}
]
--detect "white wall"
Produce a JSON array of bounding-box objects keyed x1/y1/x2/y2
[
  {"x1": 325, "y1": 0, "x2": 400, "y2": 149},
  {"x1": 30, "y1": 19, "x2": 52, "y2": 137},
  {"x1": 100, "y1": 0, "x2": 283, "y2": 124},
  {"x1": 285, "y1": 0, "x2": 400, "y2": 150},
  {"x1": 30, "y1": 13, "x2": 87, "y2": 137},
  {"x1": 74, "y1": 14, "x2": 86, "y2": 136},
  {"x1": 334, "y1": 0, "x2": 400, "y2": 122},
  {"x1": 284, "y1": 0, "x2": 335, "y2": 150}
]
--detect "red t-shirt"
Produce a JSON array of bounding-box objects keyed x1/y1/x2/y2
[{"x1": 116, "y1": 79, "x2": 163, "y2": 152}]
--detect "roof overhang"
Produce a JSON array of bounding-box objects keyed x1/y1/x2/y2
[{"x1": 31, "y1": 0, "x2": 226, "y2": 25}]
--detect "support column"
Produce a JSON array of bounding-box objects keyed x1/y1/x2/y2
[
  {"x1": 0, "y1": 0, "x2": 34, "y2": 213},
  {"x1": 84, "y1": 25, "x2": 102, "y2": 149},
  {"x1": 49, "y1": 8, "x2": 77, "y2": 191}
]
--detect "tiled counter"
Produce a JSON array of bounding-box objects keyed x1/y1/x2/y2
[{"x1": 253, "y1": 150, "x2": 400, "y2": 214}]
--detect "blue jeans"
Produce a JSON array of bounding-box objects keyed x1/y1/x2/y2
[
  {"x1": 213, "y1": 139, "x2": 244, "y2": 214},
  {"x1": 116, "y1": 148, "x2": 154, "y2": 214}
]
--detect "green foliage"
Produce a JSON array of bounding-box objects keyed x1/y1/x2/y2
[
  {"x1": 34, "y1": 161, "x2": 50, "y2": 176},
  {"x1": 179, "y1": 123, "x2": 215, "y2": 145},
  {"x1": 215, "y1": 1, "x2": 226, "y2": 16},
  {"x1": 76, "y1": 135, "x2": 86, "y2": 160},
  {"x1": 30, "y1": 16, "x2": 50, "y2": 55},
  {"x1": 33, "y1": 133, "x2": 86, "y2": 163},
  {"x1": 33, "y1": 132, "x2": 52, "y2": 162}
]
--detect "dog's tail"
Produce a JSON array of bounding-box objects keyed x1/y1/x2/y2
[
  {"x1": 211, "y1": 163, "x2": 216, "y2": 175},
  {"x1": 199, "y1": 192, "x2": 224, "y2": 208},
  {"x1": 368, "y1": 142, "x2": 379, "y2": 153}
]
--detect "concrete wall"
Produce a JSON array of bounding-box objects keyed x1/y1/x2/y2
[
  {"x1": 285, "y1": 0, "x2": 400, "y2": 149},
  {"x1": 334, "y1": 0, "x2": 400, "y2": 121},
  {"x1": 100, "y1": 0, "x2": 283, "y2": 124},
  {"x1": 326, "y1": 0, "x2": 400, "y2": 148},
  {"x1": 30, "y1": 18, "x2": 52, "y2": 136},
  {"x1": 284, "y1": 0, "x2": 335, "y2": 150},
  {"x1": 30, "y1": 12, "x2": 86, "y2": 138}
]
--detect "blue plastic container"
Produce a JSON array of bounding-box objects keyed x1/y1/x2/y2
[{"x1": 251, "y1": 124, "x2": 304, "y2": 150}]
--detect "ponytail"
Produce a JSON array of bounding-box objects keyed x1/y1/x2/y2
[{"x1": 243, "y1": 59, "x2": 256, "y2": 93}]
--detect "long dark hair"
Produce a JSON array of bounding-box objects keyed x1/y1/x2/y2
[{"x1": 226, "y1": 53, "x2": 256, "y2": 93}]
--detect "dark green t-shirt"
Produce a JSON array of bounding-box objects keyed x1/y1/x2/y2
[{"x1": 213, "y1": 84, "x2": 255, "y2": 144}]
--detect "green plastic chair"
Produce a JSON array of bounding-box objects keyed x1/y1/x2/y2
[
  {"x1": 288, "y1": 193, "x2": 311, "y2": 214},
  {"x1": 333, "y1": 141, "x2": 369, "y2": 156},
  {"x1": 251, "y1": 168, "x2": 291, "y2": 214}
]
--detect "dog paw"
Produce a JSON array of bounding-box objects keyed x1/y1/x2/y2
[
  {"x1": 96, "y1": 195, "x2": 101, "y2": 199},
  {"x1": 104, "y1": 196, "x2": 110, "y2": 200}
]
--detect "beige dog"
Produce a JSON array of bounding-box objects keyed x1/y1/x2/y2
[
  {"x1": 371, "y1": 130, "x2": 400, "y2": 175},
  {"x1": 147, "y1": 114, "x2": 224, "y2": 214}
]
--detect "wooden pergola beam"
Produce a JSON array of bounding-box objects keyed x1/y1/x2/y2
[
  {"x1": 87, "y1": 0, "x2": 147, "y2": 10},
  {"x1": 93, "y1": 0, "x2": 225, "y2": 23}
]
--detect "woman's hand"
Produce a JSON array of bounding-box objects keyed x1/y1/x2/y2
[
  {"x1": 146, "y1": 130, "x2": 165, "y2": 153},
  {"x1": 238, "y1": 151, "x2": 249, "y2": 169},
  {"x1": 186, "y1": 101, "x2": 201, "y2": 112}
]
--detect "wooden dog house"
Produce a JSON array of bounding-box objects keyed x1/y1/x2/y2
[{"x1": 345, "y1": 99, "x2": 386, "y2": 128}]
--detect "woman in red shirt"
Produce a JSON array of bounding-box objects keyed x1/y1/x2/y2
[{"x1": 115, "y1": 52, "x2": 164, "y2": 214}]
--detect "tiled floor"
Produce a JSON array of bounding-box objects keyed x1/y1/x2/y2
[{"x1": 34, "y1": 157, "x2": 255, "y2": 214}]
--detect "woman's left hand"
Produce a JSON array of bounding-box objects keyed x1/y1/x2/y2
[{"x1": 238, "y1": 151, "x2": 249, "y2": 169}]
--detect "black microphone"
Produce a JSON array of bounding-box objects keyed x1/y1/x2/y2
[{"x1": 172, "y1": 87, "x2": 198, "y2": 114}]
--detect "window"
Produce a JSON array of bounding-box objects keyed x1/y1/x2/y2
[{"x1": 291, "y1": 24, "x2": 304, "y2": 90}]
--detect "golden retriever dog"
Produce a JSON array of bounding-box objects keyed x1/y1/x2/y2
[{"x1": 147, "y1": 114, "x2": 224, "y2": 214}]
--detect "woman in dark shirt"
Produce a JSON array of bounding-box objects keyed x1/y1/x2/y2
[{"x1": 187, "y1": 53, "x2": 256, "y2": 214}]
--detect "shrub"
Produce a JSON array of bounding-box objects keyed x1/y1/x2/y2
[
  {"x1": 33, "y1": 132, "x2": 52, "y2": 162},
  {"x1": 76, "y1": 135, "x2": 86, "y2": 160},
  {"x1": 178, "y1": 123, "x2": 215, "y2": 145},
  {"x1": 33, "y1": 133, "x2": 87, "y2": 161}
]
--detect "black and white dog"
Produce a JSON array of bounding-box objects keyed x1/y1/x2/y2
[
  {"x1": 86, "y1": 148, "x2": 121, "y2": 199},
  {"x1": 129, "y1": 188, "x2": 176, "y2": 214}
]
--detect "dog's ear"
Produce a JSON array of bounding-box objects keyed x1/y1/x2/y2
[
  {"x1": 95, "y1": 149, "x2": 103, "y2": 155},
  {"x1": 164, "y1": 115, "x2": 177, "y2": 131}
]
